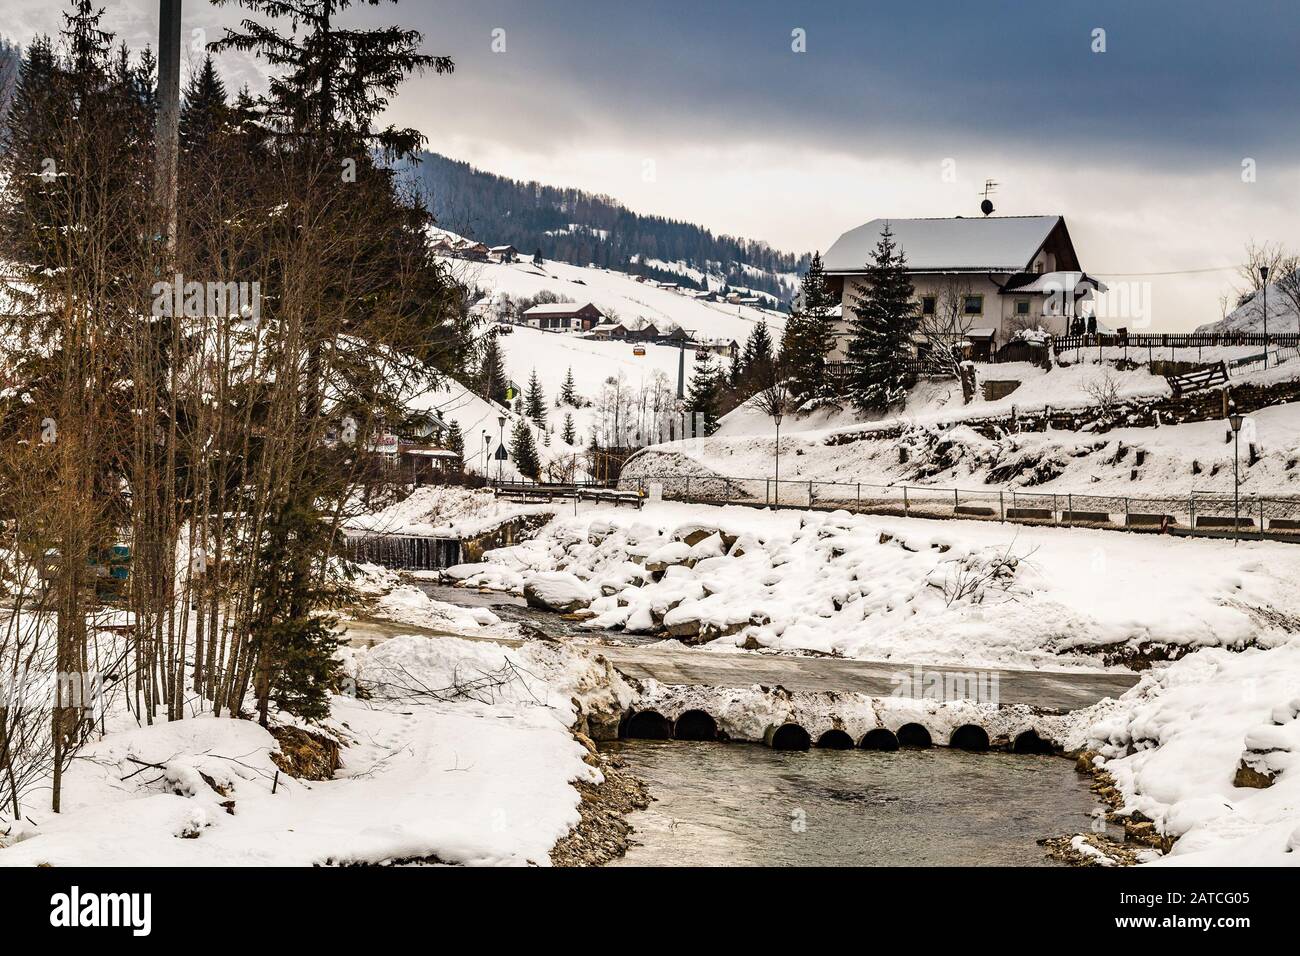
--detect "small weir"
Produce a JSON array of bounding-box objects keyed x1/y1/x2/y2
[{"x1": 345, "y1": 534, "x2": 460, "y2": 571}]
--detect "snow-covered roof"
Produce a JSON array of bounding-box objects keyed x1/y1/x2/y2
[
  {"x1": 823, "y1": 216, "x2": 1061, "y2": 274},
  {"x1": 1006, "y1": 271, "x2": 1108, "y2": 295},
  {"x1": 522, "y1": 302, "x2": 593, "y2": 316}
]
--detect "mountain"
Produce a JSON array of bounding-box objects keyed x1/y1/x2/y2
[{"x1": 405, "y1": 151, "x2": 807, "y2": 305}]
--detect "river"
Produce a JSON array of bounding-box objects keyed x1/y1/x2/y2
[
  {"x1": 408, "y1": 580, "x2": 1110, "y2": 866},
  {"x1": 604, "y1": 740, "x2": 1105, "y2": 866}
]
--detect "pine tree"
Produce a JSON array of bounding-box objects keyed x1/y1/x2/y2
[
  {"x1": 560, "y1": 366, "x2": 578, "y2": 405},
  {"x1": 846, "y1": 225, "x2": 917, "y2": 411},
  {"x1": 561, "y1": 412, "x2": 576, "y2": 444},
  {"x1": 524, "y1": 368, "x2": 547, "y2": 427},
  {"x1": 740, "y1": 319, "x2": 775, "y2": 393},
  {"x1": 445, "y1": 419, "x2": 464, "y2": 459},
  {"x1": 210, "y1": 0, "x2": 452, "y2": 158},
  {"x1": 510, "y1": 418, "x2": 541, "y2": 479},
  {"x1": 686, "y1": 355, "x2": 723, "y2": 436},
  {"x1": 481, "y1": 335, "x2": 509, "y2": 405},
  {"x1": 179, "y1": 54, "x2": 228, "y2": 154},
  {"x1": 532, "y1": 248, "x2": 544, "y2": 266},
  {"x1": 781, "y1": 251, "x2": 836, "y2": 404}
]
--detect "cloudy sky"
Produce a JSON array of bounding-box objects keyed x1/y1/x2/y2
[{"x1": 8, "y1": 0, "x2": 1300, "y2": 328}]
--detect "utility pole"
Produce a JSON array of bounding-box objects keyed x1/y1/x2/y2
[{"x1": 155, "y1": 0, "x2": 183, "y2": 253}]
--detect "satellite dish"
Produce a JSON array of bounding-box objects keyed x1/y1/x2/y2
[{"x1": 980, "y1": 198, "x2": 994, "y2": 216}]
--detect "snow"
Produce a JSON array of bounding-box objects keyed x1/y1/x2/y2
[
  {"x1": 522, "y1": 570, "x2": 594, "y2": 612},
  {"x1": 1081, "y1": 641, "x2": 1300, "y2": 866},
  {"x1": 451, "y1": 499, "x2": 1300, "y2": 670},
  {"x1": 1197, "y1": 280, "x2": 1300, "y2": 334},
  {"x1": 451, "y1": 255, "x2": 786, "y2": 344},
  {"x1": 823, "y1": 216, "x2": 1059, "y2": 273},
  {"x1": 626, "y1": 360, "x2": 1300, "y2": 500},
  {"x1": 345, "y1": 486, "x2": 551, "y2": 538},
  {"x1": 0, "y1": 636, "x2": 630, "y2": 867}
]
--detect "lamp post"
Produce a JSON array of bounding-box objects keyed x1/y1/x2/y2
[
  {"x1": 1229, "y1": 404, "x2": 1243, "y2": 546},
  {"x1": 1260, "y1": 265, "x2": 1270, "y2": 367},
  {"x1": 497, "y1": 415, "x2": 507, "y2": 485}
]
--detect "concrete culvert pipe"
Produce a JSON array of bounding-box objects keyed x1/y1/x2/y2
[
  {"x1": 815, "y1": 729, "x2": 854, "y2": 750},
  {"x1": 768, "y1": 723, "x2": 812, "y2": 751},
  {"x1": 949, "y1": 724, "x2": 990, "y2": 752},
  {"x1": 674, "y1": 709, "x2": 718, "y2": 741},
  {"x1": 1013, "y1": 729, "x2": 1055, "y2": 755},
  {"x1": 860, "y1": 728, "x2": 900, "y2": 751},
  {"x1": 896, "y1": 723, "x2": 932, "y2": 749},
  {"x1": 622, "y1": 710, "x2": 672, "y2": 740}
]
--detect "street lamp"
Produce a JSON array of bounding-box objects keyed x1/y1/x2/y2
[
  {"x1": 497, "y1": 415, "x2": 507, "y2": 485},
  {"x1": 1260, "y1": 265, "x2": 1270, "y2": 367},
  {"x1": 1229, "y1": 404, "x2": 1243, "y2": 546}
]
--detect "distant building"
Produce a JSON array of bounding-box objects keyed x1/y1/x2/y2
[
  {"x1": 489, "y1": 245, "x2": 518, "y2": 263},
  {"x1": 521, "y1": 301, "x2": 605, "y2": 331},
  {"x1": 821, "y1": 215, "x2": 1102, "y2": 360}
]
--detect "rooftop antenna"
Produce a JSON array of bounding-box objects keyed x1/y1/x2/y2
[{"x1": 979, "y1": 179, "x2": 998, "y2": 216}]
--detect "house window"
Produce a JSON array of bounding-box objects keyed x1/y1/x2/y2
[
  {"x1": 1015, "y1": 299, "x2": 1031, "y2": 316},
  {"x1": 920, "y1": 296, "x2": 937, "y2": 316},
  {"x1": 962, "y1": 295, "x2": 983, "y2": 315}
]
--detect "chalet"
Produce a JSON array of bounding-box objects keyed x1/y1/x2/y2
[
  {"x1": 694, "y1": 336, "x2": 739, "y2": 359},
  {"x1": 521, "y1": 301, "x2": 605, "y2": 331},
  {"x1": 489, "y1": 245, "x2": 518, "y2": 263},
  {"x1": 821, "y1": 215, "x2": 1104, "y2": 360},
  {"x1": 586, "y1": 321, "x2": 630, "y2": 340}
]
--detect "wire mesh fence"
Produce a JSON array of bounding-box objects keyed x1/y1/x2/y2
[{"x1": 622, "y1": 473, "x2": 1300, "y2": 537}]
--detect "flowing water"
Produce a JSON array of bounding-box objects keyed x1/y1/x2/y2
[
  {"x1": 408, "y1": 581, "x2": 1108, "y2": 866},
  {"x1": 604, "y1": 740, "x2": 1106, "y2": 866}
]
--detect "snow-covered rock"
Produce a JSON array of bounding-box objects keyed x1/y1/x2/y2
[{"x1": 523, "y1": 571, "x2": 594, "y2": 613}]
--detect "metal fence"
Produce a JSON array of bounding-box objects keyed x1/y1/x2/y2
[{"x1": 621, "y1": 473, "x2": 1300, "y2": 538}]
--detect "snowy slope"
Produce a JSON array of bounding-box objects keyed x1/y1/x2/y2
[
  {"x1": 1197, "y1": 280, "x2": 1300, "y2": 334},
  {"x1": 448, "y1": 254, "x2": 787, "y2": 344}
]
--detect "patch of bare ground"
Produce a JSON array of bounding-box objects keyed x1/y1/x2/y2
[
  {"x1": 550, "y1": 733, "x2": 650, "y2": 867},
  {"x1": 1041, "y1": 749, "x2": 1172, "y2": 866}
]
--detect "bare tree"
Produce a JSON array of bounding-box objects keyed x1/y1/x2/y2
[
  {"x1": 917, "y1": 278, "x2": 978, "y2": 376},
  {"x1": 1237, "y1": 241, "x2": 1297, "y2": 300},
  {"x1": 752, "y1": 368, "x2": 791, "y2": 506}
]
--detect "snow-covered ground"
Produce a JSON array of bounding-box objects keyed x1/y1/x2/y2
[
  {"x1": 628, "y1": 359, "x2": 1300, "y2": 499},
  {"x1": 448, "y1": 254, "x2": 786, "y2": 344},
  {"x1": 345, "y1": 485, "x2": 551, "y2": 538},
  {"x1": 1079, "y1": 642, "x2": 1300, "y2": 866},
  {"x1": 0, "y1": 635, "x2": 631, "y2": 867},
  {"x1": 439, "y1": 500, "x2": 1300, "y2": 670}
]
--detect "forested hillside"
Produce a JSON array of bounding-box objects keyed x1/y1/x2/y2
[{"x1": 406, "y1": 151, "x2": 806, "y2": 303}]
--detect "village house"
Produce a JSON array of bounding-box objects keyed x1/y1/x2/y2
[
  {"x1": 520, "y1": 301, "x2": 605, "y2": 331},
  {"x1": 821, "y1": 215, "x2": 1105, "y2": 361},
  {"x1": 489, "y1": 244, "x2": 518, "y2": 263}
]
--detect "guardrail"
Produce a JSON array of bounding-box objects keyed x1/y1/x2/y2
[{"x1": 619, "y1": 474, "x2": 1300, "y2": 541}]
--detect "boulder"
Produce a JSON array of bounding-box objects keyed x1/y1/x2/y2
[{"x1": 523, "y1": 571, "x2": 594, "y2": 613}]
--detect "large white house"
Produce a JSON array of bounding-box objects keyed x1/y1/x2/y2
[{"x1": 821, "y1": 215, "x2": 1104, "y2": 361}]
